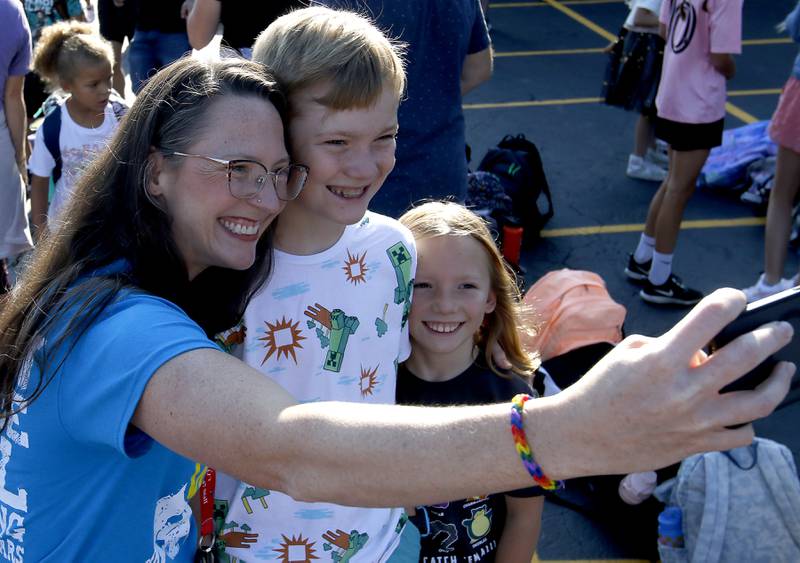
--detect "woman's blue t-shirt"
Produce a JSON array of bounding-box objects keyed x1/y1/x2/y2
[{"x1": 0, "y1": 287, "x2": 217, "y2": 561}]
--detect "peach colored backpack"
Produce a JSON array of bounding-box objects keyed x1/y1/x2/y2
[{"x1": 522, "y1": 269, "x2": 626, "y2": 361}]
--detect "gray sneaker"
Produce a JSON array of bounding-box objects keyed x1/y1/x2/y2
[{"x1": 627, "y1": 154, "x2": 667, "y2": 182}]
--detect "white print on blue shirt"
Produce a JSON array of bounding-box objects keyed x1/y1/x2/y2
[
  {"x1": 0, "y1": 340, "x2": 37, "y2": 563},
  {"x1": 147, "y1": 484, "x2": 192, "y2": 563}
]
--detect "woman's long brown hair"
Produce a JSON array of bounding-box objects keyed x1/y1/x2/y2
[{"x1": 0, "y1": 57, "x2": 287, "y2": 432}]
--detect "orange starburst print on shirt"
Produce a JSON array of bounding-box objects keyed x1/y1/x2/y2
[
  {"x1": 359, "y1": 365, "x2": 379, "y2": 397},
  {"x1": 274, "y1": 534, "x2": 318, "y2": 562},
  {"x1": 259, "y1": 317, "x2": 306, "y2": 365},
  {"x1": 343, "y1": 249, "x2": 368, "y2": 285}
]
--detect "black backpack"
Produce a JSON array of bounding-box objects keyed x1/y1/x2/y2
[{"x1": 477, "y1": 134, "x2": 554, "y2": 244}]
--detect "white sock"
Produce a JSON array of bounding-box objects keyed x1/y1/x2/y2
[
  {"x1": 633, "y1": 234, "x2": 656, "y2": 264},
  {"x1": 649, "y1": 251, "x2": 673, "y2": 286}
]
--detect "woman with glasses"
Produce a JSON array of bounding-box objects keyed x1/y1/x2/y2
[{"x1": 0, "y1": 56, "x2": 793, "y2": 559}]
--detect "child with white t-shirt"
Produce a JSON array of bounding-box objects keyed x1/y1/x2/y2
[
  {"x1": 28, "y1": 21, "x2": 124, "y2": 239},
  {"x1": 213, "y1": 8, "x2": 420, "y2": 562},
  {"x1": 625, "y1": 0, "x2": 743, "y2": 306},
  {"x1": 604, "y1": 0, "x2": 667, "y2": 182}
]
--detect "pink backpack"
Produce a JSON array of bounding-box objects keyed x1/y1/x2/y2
[{"x1": 522, "y1": 269, "x2": 626, "y2": 361}]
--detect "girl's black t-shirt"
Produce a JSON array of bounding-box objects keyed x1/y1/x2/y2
[{"x1": 396, "y1": 362, "x2": 543, "y2": 562}]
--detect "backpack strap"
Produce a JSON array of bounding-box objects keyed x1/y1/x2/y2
[
  {"x1": 109, "y1": 89, "x2": 129, "y2": 123},
  {"x1": 42, "y1": 105, "x2": 63, "y2": 186},
  {"x1": 754, "y1": 439, "x2": 800, "y2": 549},
  {"x1": 691, "y1": 452, "x2": 729, "y2": 562},
  {"x1": 110, "y1": 100, "x2": 127, "y2": 122}
]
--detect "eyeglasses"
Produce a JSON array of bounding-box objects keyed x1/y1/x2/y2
[{"x1": 167, "y1": 152, "x2": 309, "y2": 201}]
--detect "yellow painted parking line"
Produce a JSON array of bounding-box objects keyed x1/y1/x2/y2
[
  {"x1": 728, "y1": 88, "x2": 782, "y2": 97},
  {"x1": 742, "y1": 37, "x2": 793, "y2": 46},
  {"x1": 540, "y1": 217, "x2": 766, "y2": 238},
  {"x1": 725, "y1": 102, "x2": 759, "y2": 124},
  {"x1": 541, "y1": 0, "x2": 618, "y2": 41},
  {"x1": 495, "y1": 47, "x2": 607, "y2": 57},
  {"x1": 464, "y1": 89, "x2": 776, "y2": 110},
  {"x1": 464, "y1": 97, "x2": 602, "y2": 109},
  {"x1": 492, "y1": 0, "x2": 624, "y2": 7},
  {"x1": 495, "y1": 40, "x2": 790, "y2": 58}
]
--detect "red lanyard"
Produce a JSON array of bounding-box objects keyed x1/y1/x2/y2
[{"x1": 198, "y1": 468, "x2": 216, "y2": 553}]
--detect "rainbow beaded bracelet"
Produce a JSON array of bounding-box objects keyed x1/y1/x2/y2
[{"x1": 510, "y1": 393, "x2": 563, "y2": 491}]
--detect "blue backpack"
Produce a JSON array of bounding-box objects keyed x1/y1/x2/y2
[{"x1": 39, "y1": 91, "x2": 128, "y2": 184}]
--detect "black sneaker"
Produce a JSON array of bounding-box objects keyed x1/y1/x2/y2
[
  {"x1": 640, "y1": 274, "x2": 703, "y2": 306},
  {"x1": 624, "y1": 254, "x2": 651, "y2": 283}
]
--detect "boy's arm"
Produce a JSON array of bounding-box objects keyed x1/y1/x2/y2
[
  {"x1": 495, "y1": 495, "x2": 544, "y2": 562},
  {"x1": 710, "y1": 53, "x2": 736, "y2": 80},
  {"x1": 30, "y1": 175, "x2": 50, "y2": 241},
  {"x1": 4, "y1": 75, "x2": 27, "y2": 174}
]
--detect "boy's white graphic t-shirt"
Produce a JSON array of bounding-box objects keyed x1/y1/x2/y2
[
  {"x1": 28, "y1": 100, "x2": 119, "y2": 227},
  {"x1": 216, "y1": 212, "x2": 416, "y2": 562}
]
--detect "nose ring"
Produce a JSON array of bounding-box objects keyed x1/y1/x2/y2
[{"x1": 257, "y1": 197, "x2": 262, "y2": 203}]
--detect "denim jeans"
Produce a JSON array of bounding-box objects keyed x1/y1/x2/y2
[{"x1": 128, "y1": 30, "x2": 191, "y2": 93}]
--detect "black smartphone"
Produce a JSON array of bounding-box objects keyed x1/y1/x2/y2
[{"x1": 708, "y1": 286, "x2": 800, "y2": 393}]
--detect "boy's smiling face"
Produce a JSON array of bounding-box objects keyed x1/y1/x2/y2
[{"x1": 280, "y1": 82, "x2": 400, "y2": 250}]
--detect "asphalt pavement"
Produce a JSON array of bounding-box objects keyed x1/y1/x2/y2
[{"x1": 464, "y1": 1, "x2": 800, "y2": 560}]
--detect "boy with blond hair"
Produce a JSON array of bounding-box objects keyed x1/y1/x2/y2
[{"x1": 214, "y1": 7, "x2": 419, "y2": 561}]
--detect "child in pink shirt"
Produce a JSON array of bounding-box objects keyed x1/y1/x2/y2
[{"x1": 625, "y1": 0, "x2": 743, "y2": 306}]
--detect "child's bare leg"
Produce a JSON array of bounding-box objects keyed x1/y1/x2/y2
[
  {"x1": 633, "y1": 113, "x2": 656, "y2": 157},
  {"x1": 764, "y1": 145, "x2": 800, "y2": 284},
  {"x1": 654, "y1": 148, "x2": 709, "y2": 253}
]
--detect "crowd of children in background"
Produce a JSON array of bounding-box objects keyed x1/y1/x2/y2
[
  {"x1": 0, "y1": 0, "x2": 798, "y2": 560},
  {"x1": 27, "y1": 20, "x2": 126, "y2": 240}
]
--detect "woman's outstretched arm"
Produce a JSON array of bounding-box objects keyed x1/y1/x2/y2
[{"x1": 133, "y1": 288, "x2": 794, "y2": 507}]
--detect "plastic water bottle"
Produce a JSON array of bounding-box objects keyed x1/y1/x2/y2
[
  {"x1": 658, "y1": 505, "x2": 685, "y2": 548},
  {"x1": 501, "y1": 217, "x2": 523, "y2": 267}
]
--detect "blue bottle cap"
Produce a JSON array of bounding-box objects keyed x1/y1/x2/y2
[{"x1": 658, "y1": 506, "x2": 683, "y2": 538}]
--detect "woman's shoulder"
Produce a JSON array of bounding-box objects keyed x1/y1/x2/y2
[
  {"x1": 103, "y1": 289, "x2": 204, "y2": 333},
  {"x1": 63, "y1": 274, "x2": 202, "y2": 336}
]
